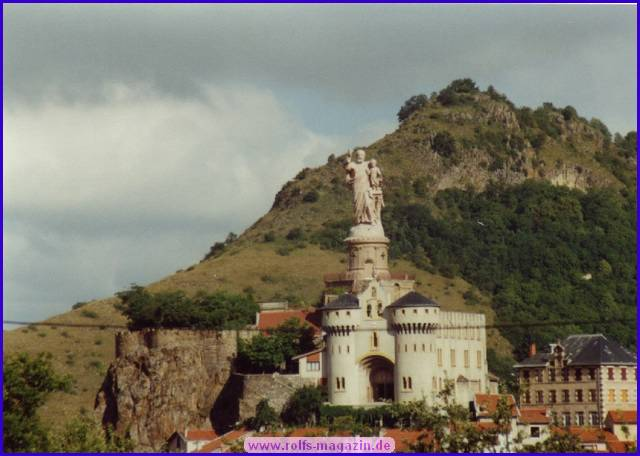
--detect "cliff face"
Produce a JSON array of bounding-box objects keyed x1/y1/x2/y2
[{"x1": 95, "y1": 329, "x2": 238, "y2": 451}]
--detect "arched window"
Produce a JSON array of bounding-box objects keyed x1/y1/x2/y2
[
  {"x1": 408, "y1": 377, "x2": 413, "y2": 389},
  {"x1": 371, "y1": 287, "x2": 377, "y2": 298},
  {"x1": 377, "y1": 302, "x2": 383, "y2": 316},
  {"x1": 372, "y1": 332, "x2": 379, "y2": 349},
  {"x1": 402, "y1": 377, "x2": 407, "y2": 389},
  {"x1": 366, "y1": 304, "x2": 372, "y2": 318}
]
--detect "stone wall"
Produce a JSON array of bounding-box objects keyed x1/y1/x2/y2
[
  {"x1": 95, "y1": 329, "x2": 238, "y2": 451},
  {"x1": 236, "y1": 373, "x2": 318, "y2": 422}
]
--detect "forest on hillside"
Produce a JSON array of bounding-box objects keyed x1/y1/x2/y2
[{"x1": 314, "y1": 180, "x2": 636, "y2": 359}]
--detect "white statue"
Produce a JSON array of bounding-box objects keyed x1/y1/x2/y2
[{"x1": 344, "y1": 149, "x2": 383, "y2": 225}]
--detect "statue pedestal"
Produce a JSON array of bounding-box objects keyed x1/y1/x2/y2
[{"x1": 344, "y1": 224, "x2": 390, "y2": 285}]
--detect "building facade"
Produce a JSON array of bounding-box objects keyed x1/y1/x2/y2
[
  {"x1": 319, "y1": 209, "x2": 491, "y2": 406},
  {"x1": 514, "y1": 335, "x2": 637, "y2": 428}
]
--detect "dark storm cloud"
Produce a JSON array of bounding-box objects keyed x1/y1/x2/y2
[{"x1": 4, "y1": 4, "x2": 636, "y2": 132}]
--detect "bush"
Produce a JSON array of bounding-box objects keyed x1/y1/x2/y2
[
  {"x1": 561, "y1": 105, "x2": 578, "y2": 121},
  {"x1": 311, "y1": 219, "x2": 351, "y2": 250},
  {"x1": 251, "y1": 399, "x2": 278, "y2": 430},
  {"x1": 397, "y1": 94, "x2": 429, "y2": 123},
  {"x1": 432, "y1": 131, "x2": 457, "y2": 157},
  {"x1": 286, "y1": 228, "x2": 304, "y2": 241},
  {"x1": 115, "y1": 285, "x2": 259, "y2": 330},
  {"x1": 263, "y1": 231, "x2": 276, "y2": 242},
  {"x1": 302, "y1": 190, "x2": 319, "y2": 203},
  {"x1": 72, "y1": 302, "x2": 87, "y2": 310},
  {"x1": 236, "y1": 318, "x2": 316, "y2": 373},
  {"x1": 80, "y1": 309, "x2": 98, "y2": 319},
  {"x1": 281, "y1": 386, "x2": 323, "y2": 426}
]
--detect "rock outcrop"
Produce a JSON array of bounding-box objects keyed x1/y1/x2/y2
[{"x1": 95, "y1": 329, "x2": 238, "y2": 451}]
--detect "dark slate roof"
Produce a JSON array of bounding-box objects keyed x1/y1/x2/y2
[
  {"x1": 562, "y1": 334, "x2": 636, "y2": 366},
  {"x1": 323, "y1": 293, "x2": 359, "y2": 309},
  {"x1": 388, "y1": 291, "x2": 440, "y2": 308},
  {"x1": 513, "y1": 353, "x2": 552, "y2": 368},
  {"x1": 515, "y1": 334, "x2": 636, "y2": 368}
]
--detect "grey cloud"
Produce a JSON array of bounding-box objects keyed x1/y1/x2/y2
[{"x1": 4, "y1": 4, "x2": 636, "y2": 132}]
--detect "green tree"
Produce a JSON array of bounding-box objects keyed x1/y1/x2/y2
[
  {"x1": 3, "y1": 352, "x2": 73, "y2": 452},
  {"x1": 281, "y1": 386, "x2": 323, "y2": 426},
  {"x1": 492, "y1": 396, "x2": 513, "y2": 451},
  {"x1": 49, "y1": 418, "x2": 133, "y2": 452},
  {"x1": 519, "y1": 431, "x2": 584, "y2": 452},
  {"x1": 397, "y1": 94, "x2": 429, "y2": 123},
  {"x1": 236, "y1": 318, "x2": 316, "y2": 373},
  {"x1": 251, "y1": 399, "x2": 278, "y2": 431}
]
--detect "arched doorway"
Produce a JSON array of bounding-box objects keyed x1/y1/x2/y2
[{"x1": 361, "y1": 356, "x2": 394, "y2": 402}]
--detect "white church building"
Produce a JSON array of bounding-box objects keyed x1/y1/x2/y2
[{"x1": 299, "y1": 149, "x2": 495, "y2": 406}]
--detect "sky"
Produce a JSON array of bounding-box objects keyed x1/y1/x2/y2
[{"x1": 3, "y1": 4, "x2": 637, "y2": 324}]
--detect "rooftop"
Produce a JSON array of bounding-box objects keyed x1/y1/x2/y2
[
  {"x1": 473, "y1": 393, "x2": 517, "y2": 418},
  {"x1": 515, "y1": 334, "x2": 636, "y2": 368},
  {"x1": 256, "y1": 309, "x2": 321, "y2": 334},
  {"x1": 388, "y1": 291, "x2": 440, "y2": 308},
  {"x1": 323, "y1": 293, "x2": 360, "y2": 309},
  {"x1": 519, "y1": 407, "x2": 551, "y2": 425},
  {"x1": 606, "y1": 410, "x2": 637, "y2": 425}
]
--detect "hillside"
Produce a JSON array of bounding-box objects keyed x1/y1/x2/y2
[{"x1": 3, "y1": 80, "x2": 636, "y2": 430}]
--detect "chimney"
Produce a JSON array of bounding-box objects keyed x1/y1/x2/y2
[{"x1": 529, "y1": 342, "x2": 537, "y2": 357}]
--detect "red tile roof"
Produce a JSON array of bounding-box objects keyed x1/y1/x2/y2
[
  {"x1": 474, "y1": 393, "x2": 517, "y2": 418},
  {"x1": 256, "y1": 310, "x2": 321, "y2": 334},
  {"x1": 289, "y1": 427, "x2": 327, "y2": 437},
  {"x1": 552, "y1": 426, "x2": 619, "y2": 444},
  {"x1": 196, "y1": 428, "x2": 249, "y2": 453},
  {"x1": 607, "y1": 410, "x2": 637, "y2": 424},
  {"x1": 519, "y1": 407, "x2": 551, "y2": 424},
  {"x1": 383, "y1": 429, "x2": 435, "y2": 452},
  {"x1": 186, "y1": 429, "x2": 219, "y2": 441},
  {"x1": 606, "y1": 440, "x2": 631, "y2": 453}
]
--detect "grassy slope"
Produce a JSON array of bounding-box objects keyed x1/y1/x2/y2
[{"x1": 4, "y1": 87, "x2": 633, "y2": 430}]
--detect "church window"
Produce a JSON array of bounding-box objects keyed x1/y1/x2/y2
[
  {"x1": 341, "y1": 378, "x2": 346, "y2": 389},
  {"x1": 413, "y1": 309, "x2": 417, "y2": 314},
  {"x1": 346, "y1": 345, "x2": 350, "y2": 353},
  {"x1": 425, "y1": 309, "x2": 429, "y2": 314},
  {"x1": 402, "y1": 309, "x2": 406, "y2": 315},
  {"x1": 336, "y1": 377, "x2": 340, "y2": 389},
  {"x1": 372, "y1": 332, "x2": 378, "y2": 349},
  {"x1": 372, "y1": 287, "x2": 377, "y2": 298},
  {"x1": 450, "y1": 349, "x2": 456, "y2": 367},
  {"x1": 335, "y1": 311, "x2": 339, "y2": 317},
  {"x1": 402, "y1": 377, "x2": 407, "y2": 389},
  {"x1": 404, "y1": 344, "x2": 407, "y2": 352},
  {"x1": 413, "y1": 344, "x2": 417, "y2": 352},
  {"x1": 377, "y1": 302, "x2": 383, "y2": 316},
  {"x1": 422, "y1": 344, "x2": 425, "y2": 352},
  {"x1": 346, "y1": 311, "x2": 351, "y2": 316},
  {"x1": 408, "y1": 377, "x2": 412, "y2": 389},
  {"x1": 464, "y1": 350, "x2": 470, "y2": 368},
  {"x1": 437, "y1": 349, "x2": 443, "y2": 367},
  {"x1": 366, "y1": 305, "x2": 372, "y2": 318}
]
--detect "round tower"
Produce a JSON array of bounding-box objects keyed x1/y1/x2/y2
[
  {"x1": 344, "y1": 223, "x2": 390, "y2": 288},
  {"x1": 390, "y1": 291, "x2": 440, "y2": 403},
  {"x1": 321, "y1": 294, "x2": 359, "y2": 405}
]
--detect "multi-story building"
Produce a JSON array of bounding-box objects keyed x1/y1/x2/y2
[{"x1": 514, "y1": 334, "x2": 637, "y2": 427}]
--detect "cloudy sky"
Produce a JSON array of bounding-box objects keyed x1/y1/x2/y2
[{"x1": 3, "y1": 4, "x2": 636, "y2": 324}]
